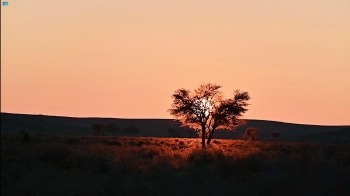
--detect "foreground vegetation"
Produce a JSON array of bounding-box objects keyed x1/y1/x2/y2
[{"x1": 1, "y1": 134, "x2": 350, "y2": 196}]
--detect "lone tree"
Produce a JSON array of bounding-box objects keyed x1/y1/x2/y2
[{"x1": 168, "y1": 83, "x2": 250, "y2": 147}]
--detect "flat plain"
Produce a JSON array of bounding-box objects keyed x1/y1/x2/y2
[
  {"x1": 1, "y1": 113, "x2": 350, "y2": 196},
  {"x1": 1, "y1": 134, "x2": 350, "y2": 196}
]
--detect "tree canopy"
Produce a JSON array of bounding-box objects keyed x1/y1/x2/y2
[{"x1": 168, "y1": 83, "x2": 250, "y2": 147}]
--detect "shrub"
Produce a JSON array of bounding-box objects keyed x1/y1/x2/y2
[
  {"x1": 242, "y1": 127, "x2": 260, "y2": 141},
  {"x1": 271, "y1": 131, "x2": 282, "y2": 138},
  {"x1": 92, "y1": 123, "x2": 105, "y2": 136}
]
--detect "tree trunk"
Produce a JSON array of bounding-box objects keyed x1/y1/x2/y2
[
  {"x1": 207, "y1": 129, "x2": 215, "y2": 145},
  {"x1": 201, "y1": 125, "x2": 206, "y2": 148}
]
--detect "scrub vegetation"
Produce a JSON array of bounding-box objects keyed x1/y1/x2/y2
[{"x1": 1, "y1": 134, "x2": 350, "y2": 196}]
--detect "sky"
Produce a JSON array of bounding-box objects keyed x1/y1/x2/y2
[{"x1": 1, "y1": 0, "x2": 350, "y2": 125}]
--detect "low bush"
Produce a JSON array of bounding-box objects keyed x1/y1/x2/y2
[{"x1": 241, "y1": 127, "x2": 260, "y2": 141}]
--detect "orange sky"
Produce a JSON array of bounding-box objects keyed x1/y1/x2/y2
[{"x1": 1, "y1": 0, "x2": 350, "y2": 125}]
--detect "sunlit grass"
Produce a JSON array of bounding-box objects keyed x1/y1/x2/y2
[{"x1": 1, "y1": 134, "x2": 350, "y2": 195}]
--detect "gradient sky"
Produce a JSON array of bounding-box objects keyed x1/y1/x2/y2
[{"x1": 1, "y1": 0, "x2": 349, "y2": 125}]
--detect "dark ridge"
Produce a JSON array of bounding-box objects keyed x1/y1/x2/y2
[{"x1": 1, "y1": 112, "x2": 349, "y2": 139}]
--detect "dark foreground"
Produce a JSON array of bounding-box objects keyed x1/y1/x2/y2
[{"x1": 1, "y1": 134, "x2": 350, "y2": 196}]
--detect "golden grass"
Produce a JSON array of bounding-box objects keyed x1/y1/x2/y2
[{"x1": 1, "y1": 134, "x2": 350, "y2": 195}]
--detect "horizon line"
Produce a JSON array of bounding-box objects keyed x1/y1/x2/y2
[{"x1": 1, "y1": 112, "x2": 349, "y2": 127}]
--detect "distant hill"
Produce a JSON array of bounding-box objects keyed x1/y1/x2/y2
[
  {"x1": 1, "y1": 113, "x2": 349, "y2": 139},
  {"x1": 279, "y1": 127, "x2": 350, "y2": 144}
]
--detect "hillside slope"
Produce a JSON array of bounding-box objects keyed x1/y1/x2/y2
[{"x1": 1, "y1": 113, "x2": 349, "y2": 139}]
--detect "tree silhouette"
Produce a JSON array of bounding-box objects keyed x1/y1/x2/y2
[
  {"x1": 168, "y1": 83, "x2": 250, "y2": 147},
  {"x1": 242, "y1": 127, "x2": 260, "y2": 141}
]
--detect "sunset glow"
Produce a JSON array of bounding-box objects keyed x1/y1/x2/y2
[
  {"x1": 1, "y1": 0, "x2": 349, "y2": 125},
  {"x1": 193, "y1": 99, "x2": 213, "y2": 117}
]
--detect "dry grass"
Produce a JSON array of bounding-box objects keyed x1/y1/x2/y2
[{"x1": 1, "y1": 134, "x2": 350, "y2": 196}]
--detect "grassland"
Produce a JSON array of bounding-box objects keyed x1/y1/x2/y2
[{"x1": 1, "y1": 134, "x2": 350, "y2": 196}]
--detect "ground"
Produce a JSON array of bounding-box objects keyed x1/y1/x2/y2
[{"x1": 1, "y1": 134, "x2": 350, "y2": 196}]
